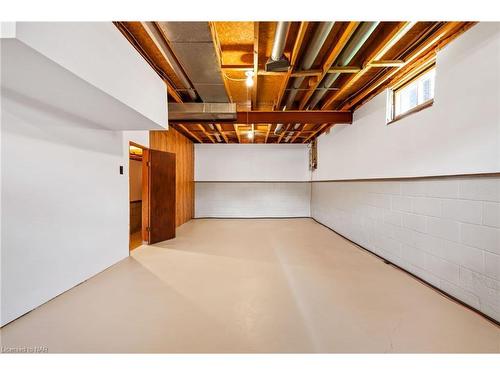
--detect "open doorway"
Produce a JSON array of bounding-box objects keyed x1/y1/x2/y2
[
  {"x1": 128, "y1": 141, "x2": 176, "y2": 251},
  {"x1": 129, "y1": 142, "x2": 147, "y2": 251}
]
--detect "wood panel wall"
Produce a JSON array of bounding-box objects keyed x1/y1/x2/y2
[{"x1": 150, "y1": 128, "x2": 194, "y2": 227}]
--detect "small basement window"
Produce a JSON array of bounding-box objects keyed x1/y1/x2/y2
[{"x1": 387, "y1": 66, "x2": 435, "y2": 124}]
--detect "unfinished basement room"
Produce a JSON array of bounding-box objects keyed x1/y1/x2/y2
[{"x1": 1, "y1": 2, "x2": 500, "y2": 370}]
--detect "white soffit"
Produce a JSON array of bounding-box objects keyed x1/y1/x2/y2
[{"x1": 1, "y1": 22, "x2": 167, "y2": 131}]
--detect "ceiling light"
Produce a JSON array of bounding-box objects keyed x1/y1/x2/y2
[
  {"x1": 245, "y1": 70, "x2": 254, "y2": 87},
  {"x1": 247, "y1": 130, "x2": 254, "y2": 139}
]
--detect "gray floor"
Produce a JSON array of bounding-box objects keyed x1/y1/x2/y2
[{"x1": 1, "y1": 219, "x2": 499, "y2": 352}]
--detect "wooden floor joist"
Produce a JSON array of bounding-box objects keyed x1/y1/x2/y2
[
  {"x1": 321, "y1": 22, "x2": 417, "y2": 110},
  {"x1": 116, "y1": 21, "x2": 478, "y2": 143},
  {"x1": 298, "y1": 22, "x2": 360, "y2": 110}
]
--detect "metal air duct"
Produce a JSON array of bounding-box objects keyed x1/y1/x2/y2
[
  {"x1": 285, "y1": 22, "x2": 335, "y2": 109},
  {"x1": 307, "y1": 22, "x2": 379, "y2": 109},
  {"x1": 157, "y1": 22, "x2": 229, "y2": 103},
  {"x1": 265, "y1": 22, "x2": 291, "y2": 72},
  {"x1": 168, "y1": 103, "x2": 237, "y2": 121}
]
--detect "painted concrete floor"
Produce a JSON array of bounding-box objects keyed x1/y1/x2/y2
[{"x1": 1, "y1": 219, "x2": 499, "y2": 353}]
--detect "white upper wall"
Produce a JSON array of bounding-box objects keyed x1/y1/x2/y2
[
  {"x1": 195, "y1": 144, "x2": 310, "y2": 181},
  {"x1": 313, "y1": 22, "x2": 500, "y2": 181},
  {"x1": 8, "y1": 22, "x2": 167, "y2": 129}
]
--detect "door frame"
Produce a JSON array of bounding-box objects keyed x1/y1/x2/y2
[{"x1": 128, "y1": 141, "x2": 150, "y2": 250}]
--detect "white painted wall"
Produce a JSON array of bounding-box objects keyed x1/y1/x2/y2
[
  {"x1": 196, "y1": 182, "x2": 311, "y2": 218},
  {"x1": 313, "y1": 23, "x2": 500, "y2": 181},
  {"x1": 194, "y1": 144, "x2": 311, "y2": 218},
  {"x1": 311, "y1": 178, "x2": 500, "y2": 321},
  {"x1": 0, "y1": 96, "x2": 147, "y2": 325},
  {"x1": 195, "y1": 144, "x2": 310, "y2": 181},
  {"x1": 310, "y1": 23, "x2": 500, "y2": 321},
  {"x1": 0, "y1": 21, "x2": 158, "y2": 326},
  {"x1": 13, "y1": 22, "x2": 167, "y2": 128}
]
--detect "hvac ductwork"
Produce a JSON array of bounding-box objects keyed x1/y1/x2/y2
[
  {"x1": 307, "y1": 22, "x2": 379, "y2": 109},
  {"x1": 285, "y1": 22, "x2": 335, "y2": 109},
  {"x1": 266, "y1": 22, "x2": 291, "y2": 72},
  {"x1": 156, "y1": 22, "x2": 229, "y2": 103},
  {"x1": 142, "y1": 22, "x2": 198, "y2": 101},
  {"x1": 274, "y1": 123, "x2": 284, "y2": 135}
]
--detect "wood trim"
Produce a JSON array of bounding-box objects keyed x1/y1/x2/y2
[
  {"x1": 129, "y1": 154, "x2": 143, "y2": 162},
  {"x1": 141, "y1": 148, "x2": 150, "y2": 243},
  {"x1": 130, "y1": 141, "x2": 147, "y2": 150},
  {"x1": 392, "y1": 62, "x2": 436, "y2": 92},
  {"x1": 387, "y1": 99, "x2": 434, "y2": 125}
]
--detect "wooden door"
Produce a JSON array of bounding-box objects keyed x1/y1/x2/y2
[{"x1": 147, "y1": 149, "x2": 176, "y2": 244}]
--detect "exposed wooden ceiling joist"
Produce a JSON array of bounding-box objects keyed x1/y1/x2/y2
[
  {"x1": 116, "y1": 21, "x2": 477, "y2": 144},
  {"x1": 339, "y1": 22, "x2": 476, "y2": 111},
  {"x1": 320, "y1": 21, "x2": 417, "y2": 110},
  {"x1": 298, "y1": 22, "x2": 360, "y2": 110}
]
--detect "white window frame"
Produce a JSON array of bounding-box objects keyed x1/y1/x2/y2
[{"x1": 387, "y1": 65, "x2": 436, "y2": 124}]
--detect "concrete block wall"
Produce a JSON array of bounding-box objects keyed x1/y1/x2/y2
[
  {"x1": 195, "y1": 182, "x2": 311, "y2": 218},
  {"x1": 311, "y1": 176, "x2": 500, "y2": 321}
]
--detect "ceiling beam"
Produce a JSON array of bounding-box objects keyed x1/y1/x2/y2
[
  {"x1": 265, "y1": 124, "x2": 271, "y2": 143},
  {"x1": 277, "y1": 124, "x2": 291, "y2": 143},
  {"x1": 340, "y1": 22, "x2": 475, "y2": 111},
  {"x1": 236, "y1": 110, "x2": 352, "y2": 124},
  {"x1": 176, "y1": 124, "x2": 203, "y2": 143},
  {"x1": 221, "y1": 64, "x2": 254, "y2": 70},
  {"x1": 321, "y1": 22, "x2": 416, "y2": 109},
  {"x1": 302, "y1": 123, "x2": 330, "y2": 143},
  {"x1": 366, "y1": 59, "x2": 406, "y2": 68},
  {"x1": 209, "y1": 22, "x2": 234, "y2": 103},
  {"x1": 198, "y1": 124, "x2": 216, "y2": 143},
  {"x1": 233, "y1": 124, "x2": 241, "y2": 143},
  {"x1": 290, "y1": 126, "x2": 303, "y2": 143},
  {"x1": 299, "y1": 22, "x2": 360, "y2": 110},
  {"x1": 170, "y1": 110, "x2": 352, "y2": 125},
  {"x1": 328, "y1": 66, "x2": 362, "y2": 74},
  {"x1": 215, "y1": 124, "x2": 229, "y2": 143}
]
